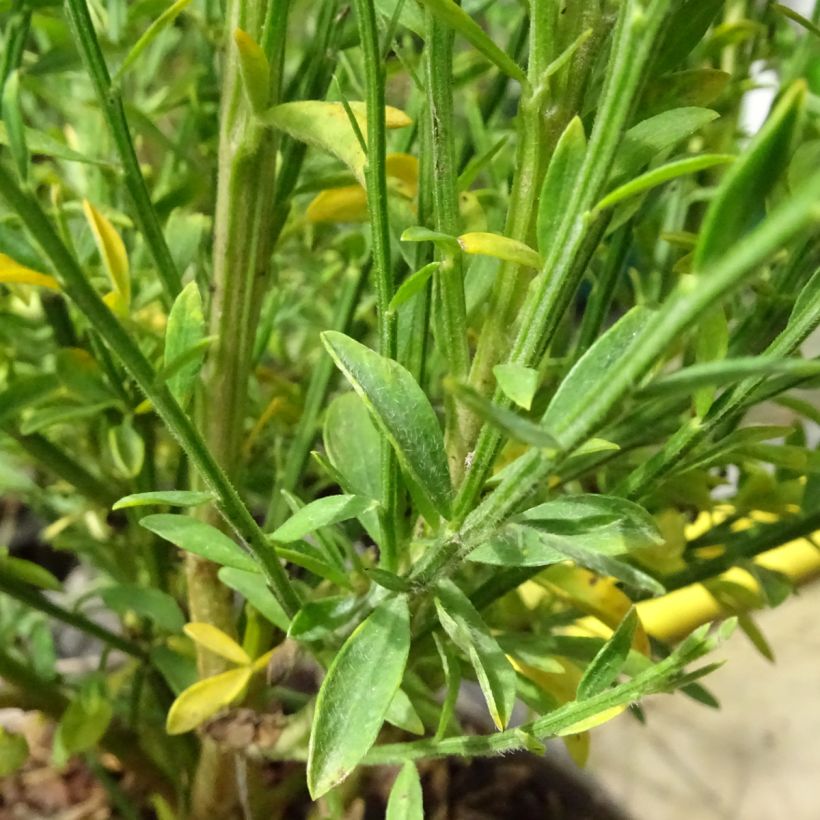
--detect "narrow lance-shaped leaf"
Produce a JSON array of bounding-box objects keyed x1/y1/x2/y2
[
  {"x1": 537, "y1": 116, "x2": 586, "y2": 258},
  {"x1": 271, "y1": 494, "x2": 377, "y2": 543},
  {"x1": 1, "y1": 71, "x2": 28, "y2": 183},
  {"x1": 693, "y1": 306, "x2": 729, "y2": 417},
  {"x1": 694, "y1": 82, "x2": 806, "y2": 268},
  {"x1": 183, "y1": 622, "x2": 251, "y2": 665},
  {"x1": 99, "y1": 584, "x2": 185, "y2": 633},
  {"x1": 139, "y1": 514, "x2": 259, "y2": 572},
  {"x1": 457, "y1": 232, "x2": 542, "y2": 269},
  {"x1": 261, "y1": 101, "x2": 412, "y2": 186},
  {"x1": 322, "y1": 332, "x2": 453, "y2": 519},
  {"x1": 434, "y1": 579, "x2": 517, "y2": 730},
  {"x1": 234, "y1": 29, "x2": 270, "y2": 114},
  {"x1": 593, "y1": 154, "x2": 735, "y2": 214},
  {"x1": 386, "y1": 761, "x2": 424, "y2": 820},
  {"x1": 577, "y1": 609, "x2": 638, "y2": 700},
  {"x1": 82, "y1": 199, "x2": 130, "y2": 311},
  {"x1": 218, "y1": 567, "x2": 290, "y2": 631},
  {"x1": 417, "y1": 0, "x2": 526, "y2": 83},
  {"x1": 164, "y1": 281, "x2": 206, "y2": 408},
  {"x1": 0, "y1": 253, "x2": 59, "y2": 291},
  {"x1": 308, "y1": 595, "x2": 410, "y2": 798},
  {"x1": 389, "y1": 261, "x2": 439, "y2": 311},
  {"x1": 113, "y1": 490, "x2": 214, "y2": 510},
  {"x1": 166, "y1": 667, "x2": 253, "y2": 735},
  {"x1": 542, "y1": 306, "x2": 655, "y2": 447}
]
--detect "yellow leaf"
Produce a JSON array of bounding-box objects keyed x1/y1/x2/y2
[
  {"x1": 562, "y1": 731, "x2": 590, "y2": 767},
  {"x1": 457, "y1": 232, "x2": 542, "y2": 269},
  {"x1": 556, "y1": 705, "x2": 626, "y2": 737},
  {"x1": 262, "y1": 101, "x2": 412, "y2": 185},
  {"x1": 0, "y1": 253, "x2": 60, "y2": 291},
  {"x1": 166, "y1": 666, "x2": 252, "y2": 734},
  {"x1": 82, "y1": 199, "x2": 130, "y2": 309},
  {"x1": 537, "y1": 565, "x2": 650, "y2": 655},
  {"x1": 252, "y1": 648, "x2": 274, "y2": 673},
  {"x1": 306, "y1": 153, "x2": 419, "y2": 224},
  {"x1": 307, "y1": 186, "x2": 368, "y2": 224},
  {"x1": 183, "y1": 623, "x2": 251, "y2": 665}
]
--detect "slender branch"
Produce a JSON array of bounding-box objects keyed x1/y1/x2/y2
[
  {"x1": 0, "y1": 164, "x2": 300, "y2": 617},
  {"x1": 63, "y1": 0, "x2": 182, "y2": 304},
  {"x1": 351, "y1": 0, "x2": 399, "y2": 570}
]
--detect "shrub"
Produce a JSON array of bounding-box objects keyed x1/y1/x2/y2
[{"x1": 1, "y1": 0, "x2": 819, "y2": 815}]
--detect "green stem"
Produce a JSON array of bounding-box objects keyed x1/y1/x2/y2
[
  {"x1": 425, "y1": 8, "x2": 471, "y2": 481},
  {"x1": 456, "y1": 0, "x2": 672, "y2": 522},
  {"x1": 62, "y1": 0, "x2": 182, "y2": 304},
  {"x1": 0, "y1": 570, "x2": 145, "y2": 657},
  {"x1": 0, "y1": 164, "x2": 300, "y2": 618},
  {"x1": 352, "y1": 0, "x2": 399, "y2": 570}
]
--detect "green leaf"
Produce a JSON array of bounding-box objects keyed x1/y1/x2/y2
[
  {"x1": 612, "y1": 107, "x2": 719, "y2": 181},
  {"x1": 385, "y1": 689, "x2": 424, "y2": 736},
  {"x1": 542, "y1": 306, "x2": 655, "y2": 447},
  {"x1": 0, "y1": 551, "x2": 60, "y2": 590},
  {"x1": 652, "y1": 0, "x2": 724, "y2": 73},
  {"x1": 694, "y1": 82, "x2": 806, "y2": 269},
  {"x1": 0, "y1": 728, "x2": 28, "y2": 777},
  {"x1": 457, "y1": 232, "x2": 541, "y2": 269},
  {"x1": 386, "y1": 760, "x2": 424, "y2": 820},
  {"x1": 164, "y1": 281, "x2": 205, "y2": 408},
  {"x1": 772, "y1": 3, "x2": 820, "y2": 39},
  {"x1": 55, "y1": 682, "x2": 113, "y2": 755},
  {"x1": 271, "y1": 494, "x2": 376, "y2": 543},
  {"x1": 449, "y1": 382, "x2": 557, "y2": 448},
  {"x1": 0, "y1": 122, "x2": 109, "y2": 166},
  {"x1": 375, "y1": 0, "x2": 425, "y2": 37},
  {"x1": 433, "y1": 632, "x2": 461, "y2": 741},
  {"x1": 640, "y1": 69, "x2": 730, "y2": 117},
  {"x1": 577, "y1": 609, "x2": 637, "y2": 700},
  {"x1": 166, "y1": 667, "x2": 253, "y2": 734},
  {"x1": 2, "y1": 71, "x2": 28, "y2": 183},
  {"x1": 434, "y1": 579, "x2": 516, "y2": 730},
  {"x1": 234, "y1": 29, "x2": 270, "y2": 114},
  {"x1": 639, "y1": 357, "x2": 820, "y2": 399},
  {"x1": 400, "y1": 226, "x2": 460, "y2": 253},
  {"x1": 518, "y1": 494, "x2": 663, "y2": 553},
  {"x1": 288, "y1": 595, "x2": 361, "y2": 642},
  {"x1": 261, "y1": 101, "x2": 411, "y2": 186},
  {"x1": 389, "y1": 262, "x2": 439, "y2": 311},
  {"x1": 108, "y1": 418, "x2": 145, "y2": 479},
  {"x1": 322, "y1": 332, "x2": 453, "y2": 519},
  {"x1": 218, "y1": 567, "x2": 290, "y2": 631},
  {"x1": 150, "y1": 645, "x2": 197, "y2": 695},
  {"x1": 114, "y1": 0, "x2": 192, "y2": 80},
  {"x1": 537, "y1": 116, "x2": 586, "y2": 258},
  {"x1": 323, "y1": 393, "x2": 382, "y2": 543},
  {"x1": 21, "y1": 401, "x2": 116, "y2": 435},
  {"x1": 99, "y1": 584, "x2": 185, "y2": 633},
  {"x1": 594, "y1": 154, "x2": 734, "y2": 214},
  {"x1": 113, "y1": 490, "x2": 214, "y2": 510},
  {"x1": 366, "y1": 567, "x2": 411, "y2": 593},
  {"x1": 693, "y1": 307, "x2": 729, "y2": 416},
  {"x1": 493, "y1": 363, "x2": 539, "y2": 411},
  {"x1": 307, "y1": 595, "x2": 410, "y2": 798},
  {"x1": 140, "y1": 514, "x2": 258, "y2": 572},
  {"x1": 417, "y1": 0, "x2": 526, "y2": 84}
]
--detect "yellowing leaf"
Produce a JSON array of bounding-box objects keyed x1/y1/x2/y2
[
  {"x1": 166, "y1": 666, "x2": 252, "y2": 734},
  {"x1": 262, "y1": 101, "x2": 412, "y2": 185},
  {"x1": 537, "y1": 565, "x2": 650, "y2": 655},
  {"x1": 562, "y1": 730, "x2": 590, "y2": 767},
  {"x1": 234, "y1": 29, "x2": 270, "y2": 113},
  {"x1": 307, "y1": 153, "x2": 419, "y2": 224},
  {"x1": 83, "y1": 199, "x2": 130, "y2": 310},
  {"x1": 0, "y1": 254, "x2": 59, "y2": 291},
  {"x1": 457, "y1": 232, "x2": 542, "y2": 269},
  {"x1": 556, "y1": 705, "x2": 626, "y2": 736},
  {"x1": 183, "y1": 622, "x2": 251, "y2": 665},
  {"x1": 307, "y1": 186, "x2": 368, "y2": 223}
]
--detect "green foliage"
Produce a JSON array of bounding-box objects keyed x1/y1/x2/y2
[{"x1": 1, "y1": 0, "x2": 819, "y2": 815}]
